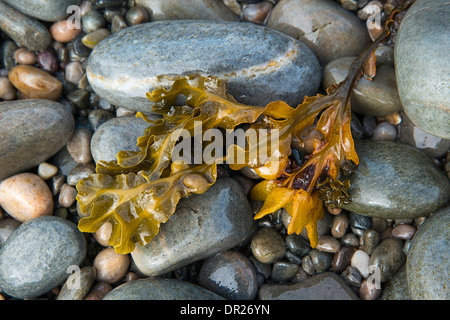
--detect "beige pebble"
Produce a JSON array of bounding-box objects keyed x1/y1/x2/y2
[
  {"x1": 37, "y1": 162, "x2": 58, "y2": 180},
  {"x1": 391, "y1": 224, "x2": 416, "y2": 240},
  {"x1": 66, "y1": 128, "x2": 93, "y2": 164},
  {"x1": 65, "y1": 61, "x2": 84, "y2": 85},
  {"x1": 0, "y1": 77, "x2": 16, "y2": 100},
  {"x1": 0, "y1": 173, "x2": 53, "y2": 222},
  {"x1": 327, "y1": 206, "x2": 342, "y2": 215},
  {"x1": 331, "y1": 212, "x2": 348, "y2": 238},
  {"x1": 351, "y1": 249, "x2": 370, "y2": 278},
  {"x1": 94, "y1": 222, "x2": 112, "y2": 247},
  {"x1": 316, "y1": 235, "x2": 341, "y2": 253},
  {"x1": 8, "y1": 65, "x2": 62, "y2": 100},
  {"x1": 13, "y1": 48, "x2": 36, "y2": 65},
  {"x1": 50, "y1": 20, "x2": 82, "y2": 43},
  {"x1": 82, "y1": 28, "x2": 111, "y2": 49},
  {"x1": 58, "y1": 183, "x2": 78, "y2": 208},
  {"x1": 93, "y1": 247, "x2": 130, "y2": 284}
]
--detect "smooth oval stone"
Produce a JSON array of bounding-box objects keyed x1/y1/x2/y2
[
  {"x1": 342, "y1": 140, "x2": 450, "y2": 219},
  {"x1": 135, "y1": 0, "x2": 239, "y2": 21},
  {"x1": 0, "y1": 100, "x2": 74, "y2": 181},
  {"x1": 395, "y1": 0, "x2": 450, "y2": 139},
  {"x1": 407, "y1": 206, "x2": 449, "y2": 300},
  {"x1": 131, "y1": 178, "x2": 256, "y2": 277},
  {"x1": 258, "y1": 272, "x2": 359, "y2": 300},
  {"x1": 3, "y1": 0, "x2": 81, "y2": 22},
  {"x1": 57, "y1": 266, "x2": 96, "y2": 300},
  {"x1": 86, "y1": 20, "x2": 321, "y2": 110},
  {"x1": 266, "y1": 0, "x2": 370, "y2": 66},
  {"x1": 90, "y1": 115, "x2": 158, "y2": 163},
  {"x1": 398, "y1": 112, "x2": 450, "y2": 159},
  {"x1": 103, "y1": 278, "x2": 224, "y2": 300},
  {"x1": 323, "y1": 57, "x2": 402, "y2": 116},
  {"x1": 198, "y1": 250, "x2": 258, "y2": 300},
  {"x1": 369, "y1": 238, "x2": 406, "y2": 283},
  {"x1": 0, "y1": 216, "x2": 86, "y2": 299},
  {"x1": 0, "y1": 2, "x2": 52, "y2": 52}
]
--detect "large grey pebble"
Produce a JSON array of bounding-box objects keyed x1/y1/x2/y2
[
  {"x1": 131, "y1": 178, "x2": 256, "y2": 277},
  {"x1": 0, "y1": 216, "x2": 86, "y2": 299},
  {"x1": 258, "y1": 272, "x2": 359, "y2": 300},
  {"x1": 103, "y1": 278, "x2": 224, "y2": 300},
  {"x1": 343, "y1": 140, "x2": 450, "y2": 219},
  {"x1": 0, "y1": 100, "x2": 74, "y2": 181},
  {"x1": 90, "y1": 114, "x2": 158, "y2": 163},
  {"x1": 395, "y1": 0, "x2": 450, "y2": 139},
  {"x1": 379, "y1": 265, "x2": 410, "y2": 300},
  {"x1": 86, "y1": 20, "x2": 321, "y2": 111},
  {"x1": 2, "y1": 0, "x2": 81, "y2": 22},
  {"x1": 407, "y1": 206, "x2": 449, "y2": 300},
  {"x1": 135, "y1": 0, "x2": 238, "y2": 21},
  {"x1": 323, "y1": 56, "x2": 402, "y2": 116},
  {"x1": 0, "y1": 2, "x2": 52, "y2": 52},
  {"x1": 266, "y1": 0, "x2": 370, "y2": 66}
]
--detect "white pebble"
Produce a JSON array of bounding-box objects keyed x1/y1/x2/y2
[
  {"x1": 351, "y1": 249, "x2": 370, "y2": 278},
  {"x1": 37, "y1": 162, "x2": 58, "y2": 180}
]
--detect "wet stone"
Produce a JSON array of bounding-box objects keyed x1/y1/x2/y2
[
  {"x1": 369, "y1": 238, "x2": 406, "y2": 283},
  {"x1": 271, "y1": 261, "x2": 300, "y2": 283},
  {"x1": 251, "y1": 227, "x2": 286, "y2": 264},
  {"x1": 87, "y1": 20, "x2": 321, "y2": 111}
]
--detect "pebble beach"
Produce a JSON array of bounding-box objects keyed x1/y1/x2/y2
[{"x1": 0, "y1": 0, "x2": 449, "y2": 302}]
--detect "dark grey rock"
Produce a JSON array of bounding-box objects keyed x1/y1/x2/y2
[
  {"x1": 86, "y1": 20, "x2": 321, "y2": 110},
  {"x1": 349, "y1": 212, "x2": 371, "y2": 230},
  {"x1": 0, "y1": 218, "x2": 21, "y2": 247},
  {"x1": 395, "y1": 0, "x2": 450, "y2": 139},
  {"x1": 266, "y1": 0, "x2": 370, "y2": 66},
  {"x1": 57, "y1": 266, "x2": 96, "y2": 300},
  {"x1": 103, "y1": 278, "x2": 224, "y2": 300},
  {"x1": 323, "y1": 57, "x2": 402, "y2": 116},
  {"x1": 0, "y1": 216, "x2": 86, "y2": 299},
  {"x1": 198, "y1": 250, "x2": 258, "y2": 300},
  {"x1": 258, "y1": 272, "x2": 359, "y2": 300},
  {"x1": 1, "y1": 40, "x2": 18, "y2": 70},
  {"x1": 3, "y1": 0, "x2": 81, "y2": 22},
  {"x1": 271, "y1": 261, "x2": 300, "y2": 282},
  {"x1": 0, "y1": 100, "x2": 74, "y2": 181},
  {"x1": 380, "y1": 265, "x2": 411, "y2": 300},
  {"x1": 309, "y1": 249, "x2": 332, "y2": 273},
  {"x1": 88, "y1": 109, "x2": 115, "y2": 131},
  {"x1": 135, "y1": 0, "x2": 239, "y2": 21},
  {"x1": 250, "y1": 227, "x2": 286, "y2": 264},
  {"x1": 369, "y1": 238, "x2": 406, "y2": 283},
  {"x1": 407, "y1": 206, "x2": 449, "y2": 300},
  {"x1": 0, "y1": 2, "x2": 52, "y2": 52},
  {"x1": 343, "y1": 140, "x2": 450, "y2": 219},
  {"x1": 131, "y1": 178, "x2": 256, "y2": 276},
  {"x1": 398, "y1": 112, "x2": 450, "y2": 159},
  {"x1": 90, "y1": 115, "x2": 158, "y2": 163}
]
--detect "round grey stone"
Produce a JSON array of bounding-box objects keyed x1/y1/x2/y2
[
  {"x1": 2, "y1": 0, "x2": 81, "y2": 22},
  {"x1": 395, "y1": 0, "x2": 450, "y2": 139},
  {"x1": 343, "y1": 140, "x2": 450, "y2": 219},
  {"x1": 86, "y1": 20, "x2": 321, "y2": 110},
  {"x1": 90, "y1": 115, "x2": 158, "y2": 163},
  {"x1": 0, "y1": 2, "x2": 52, "y2": 52},
  {"x1": 0, "y1": 100, "x2": 74, "y2": 181},
  {"x1": 0, "y1": 216, "x2": 86, "y2": 299},
  {"x1": 135, "y1": 0, "x2": 239, "y2": 21},
  {"x1": 198, "y1": 250, "x2": 258, "y2": 300},
  {"x1": 103, "y1": 278, "x2": 224, "y2": 300},
  {"x1": 266, "y1": 0, "x2": 370, "y2": 66},
  {"x1": 131, "y1": 178, "x2": 256, "y2": 276},
  {"x1": 407, "y1": 206, "x2": 449, "y2": 300}
]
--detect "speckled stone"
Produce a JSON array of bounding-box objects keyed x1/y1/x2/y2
[
  {"x1": 369, "y1": 238, "x2": 406, "y2": 283},
  {"x1": 0, "y1": 100, "x2": 74, "y2": 181},
  {"x1": 103, "y1": 278, "x2": 224, "y2": 300},
  {"x1": 0, "y1": 216, "x2": 86, "y2": 299},
  {"x1": 379, "y1": 265, "x2": 411, "y2": 300},
  {"x1": 258, "y1": 272, "x2": 359, "y2": 300},
  {"x1": 323, "y1": 57, "x2": 402, "y2": 116},
  {"x1": 395, "y1": 0, "x2": 450, "y2": 139},
  {"x1": 3, "y1": 0, "x2": 81, "y2": 22},
  {"x1": 266, "y1": 0, "x2": 370, "y2": 66},
  {"x1": 131, "y1": 178, "x2": 256, "y2": 277},
  {"x1": 0, "y1": 2, "x2": 52, "y2": 52},
  {"x1": 57, "y1": 266, "x2": 96, "y2": 300},
  {"x1": 407, "y1": 206, "x2": 449, "y2": 300},
  {"x1": 135, "y1": 0, "x2": 238, "y2": 21},
  {"x1": 198, "y1": 250, "x2": 258, "y2": 300},
  {"x1": 90, "y1": 115, "x2": 158, "y2": 163},
  {"x1": 343, "y1": 140, "x2": 450, "y2": 219},
  {"x1": 87, "y1": 20, "x2": 321, "y2": 111}
]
